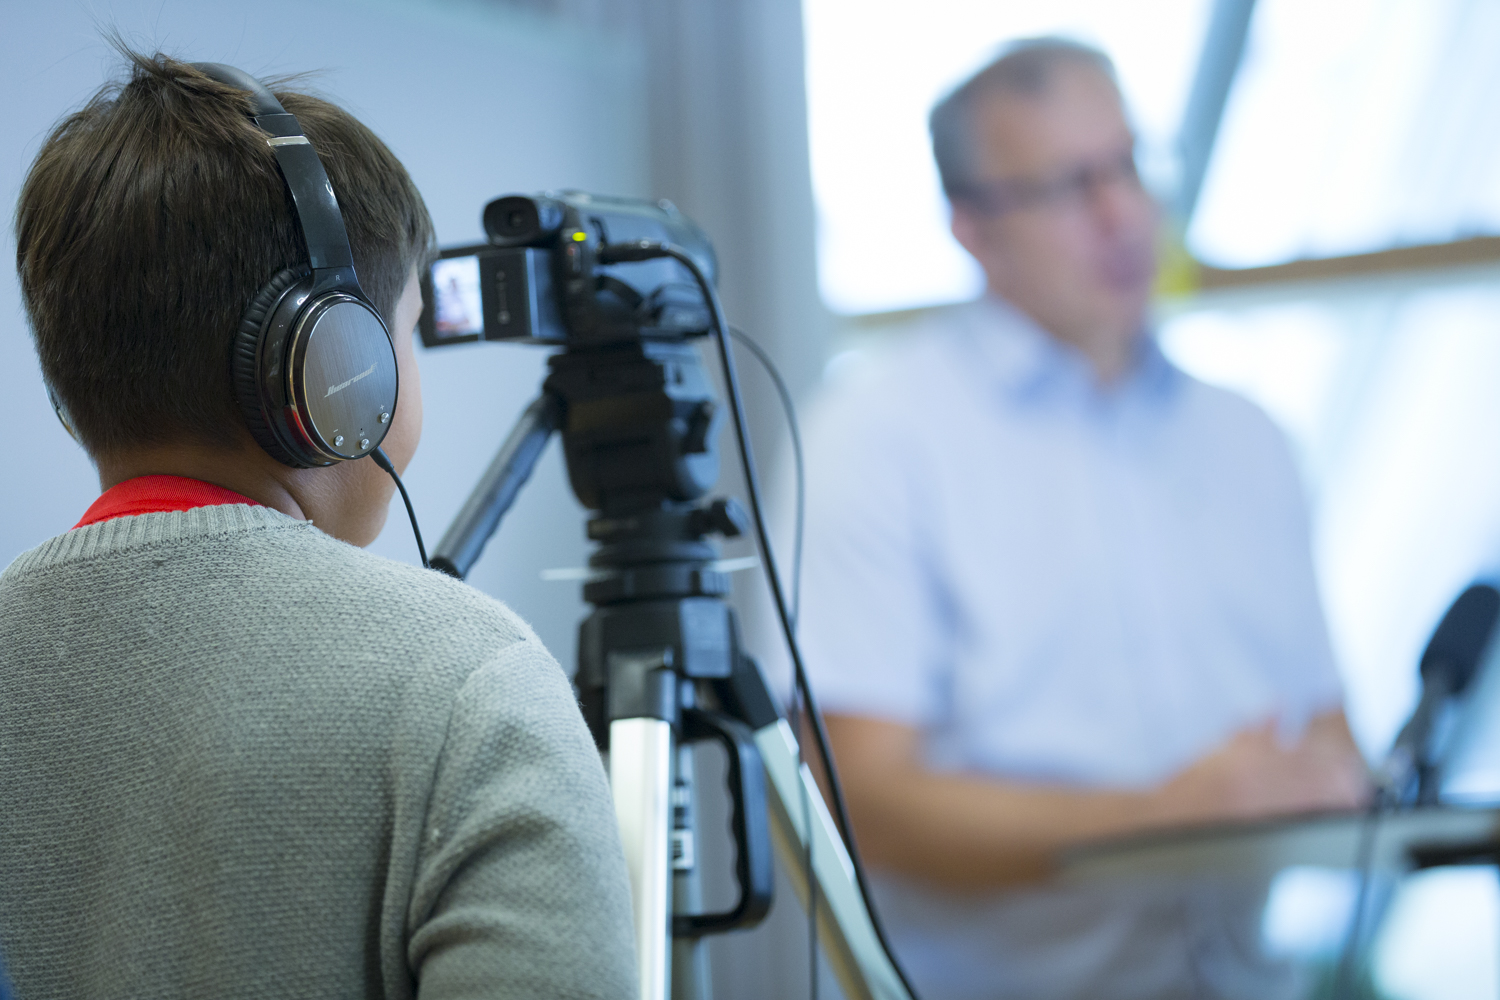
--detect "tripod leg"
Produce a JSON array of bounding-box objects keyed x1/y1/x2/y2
[
  {"x1": 755, "y1": 719, "x2": 913, "y2": 1000},
  {"x1": 612, "y1": 716, "x2": 676, "y2": 1000},
  {"x1": 671, "y1": 745, "x2": 712, "y2": 1000},
  {"x1": 429, "y1": 393, "x2": 561, "y2": 579}
]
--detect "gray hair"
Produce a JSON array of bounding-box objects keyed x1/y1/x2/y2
[{"x1": 930, "y1": 37, "x2": 1119, "y2": 202}]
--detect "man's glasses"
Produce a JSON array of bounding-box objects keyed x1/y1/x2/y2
[{"x1": 952, "y1": 150, "x2": 1143, "y2": 217}]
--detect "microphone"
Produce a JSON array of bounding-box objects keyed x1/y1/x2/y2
[{"x1": 1380, "y1": 583, "x2": 1500, "y2": 806}]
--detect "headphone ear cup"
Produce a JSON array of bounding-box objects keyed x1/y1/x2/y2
[{"x1": 232, "y1": 267, "x2": 309, "y2": 466}]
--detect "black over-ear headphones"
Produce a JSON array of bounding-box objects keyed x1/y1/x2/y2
[{"x1": 193, "y1": 62, "x2": 398, "y2": 468}]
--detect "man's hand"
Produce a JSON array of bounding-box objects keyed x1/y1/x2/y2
[
  {"x1": 1150, "y1": 713, "x2": 1369, "y2": 828},
  {"x1": 825, "y1": 710, "x2": 1370, "y2": 890}
]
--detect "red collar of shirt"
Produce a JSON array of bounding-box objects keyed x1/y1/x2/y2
[{"x1": 74, "y1": 475, "x2": 264, "y2": 529}]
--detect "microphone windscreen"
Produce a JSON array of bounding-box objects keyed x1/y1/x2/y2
[{"x1": 1420, "y1": 583, "x2": 1500, "y2": 694}]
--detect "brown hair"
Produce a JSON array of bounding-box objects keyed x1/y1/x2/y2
[
  {"x1": 15, "y1": 47, "x2": 434, "y2": 456},
  {"x1": 930, "y1": 37, "x2": 1119, "y2": 202}
]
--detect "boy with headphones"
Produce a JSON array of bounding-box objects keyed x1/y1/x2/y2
[{"x1": 0, "y1": 50, "x2": 635, "y2": 998}]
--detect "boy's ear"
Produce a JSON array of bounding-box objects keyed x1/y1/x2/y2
[{"x1": 46, "y1": 382, "x2": 81, "y2": 444}]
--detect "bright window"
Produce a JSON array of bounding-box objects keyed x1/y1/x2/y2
[
  {"x1": 1189, "y1": 0, "x2": 1500, "y2": 268},
  {"x1": 1160, "y1": 280, "x2": 1500, "y2": 768}
]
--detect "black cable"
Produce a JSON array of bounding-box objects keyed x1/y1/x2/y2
[
  {"x1": 727, "y1": 325, "x2": 805, "y2": 630},
  {"x1": 604, "y1": 240, "x2": 917, "y2": 999},
  {"x1": 725, "y1": 323, "x2": 814, "y2": 996},
  {"x1": 371, "y1": 446, "x2": 429, "y2": 569}
]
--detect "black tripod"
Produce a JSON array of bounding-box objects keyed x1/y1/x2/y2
[{"x1": 430, "y1": 333, "x2": 911, "y2": 1000}]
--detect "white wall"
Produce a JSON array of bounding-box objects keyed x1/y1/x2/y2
[{"x1": 1, "y1": 0, "x2": 652, "y2": 668}]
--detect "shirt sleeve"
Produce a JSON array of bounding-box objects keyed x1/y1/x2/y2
[
  {"x1": 1231, "y1": 397, "x2": 1347, "y2": 724},
  {"x1": 795, "y1": 375, "x2": 954, "y2": 728},
  {"x1": 407, "y1": 640, "x2": 636, "y2": 1000},
  {"x1": 1272, "y1": 442, "x2": 1347, "y2": 719}
]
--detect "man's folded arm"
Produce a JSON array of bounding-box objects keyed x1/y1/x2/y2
[{"x1": 826, "y1": 709, "x2": 1368, "y2": 891}]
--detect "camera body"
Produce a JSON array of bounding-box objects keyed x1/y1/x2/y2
[
  {"x1": 419, "y1": 191, "x2": 717, "y2": 347},
  {"x1": 420, "y1": 191, "x2": 726, "y2": 515}
]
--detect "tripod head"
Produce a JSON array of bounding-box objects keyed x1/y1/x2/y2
[{"x1": 546, "y1": 338, "x2": 722, "y2": 517}]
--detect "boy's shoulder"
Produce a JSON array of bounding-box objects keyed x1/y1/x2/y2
[{"x1": 2, "y1": 504, "x2": 542, "y2": 684}]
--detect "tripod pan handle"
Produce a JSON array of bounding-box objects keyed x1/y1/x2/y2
[{"x1": 674, "y1": 708, "x2": 774, "y2": 936}]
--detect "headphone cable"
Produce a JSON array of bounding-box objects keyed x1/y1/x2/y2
[{"x1": 371, "y1": 446, "x2": 429, "y2": 569}]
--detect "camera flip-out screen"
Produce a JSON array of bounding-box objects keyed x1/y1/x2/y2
[
  {"x1": 419, "y1": 244, "x2": 562, "y2": 347},
  {"x1": 430, "y1": 255, "x2": 482, "y2": 340}
]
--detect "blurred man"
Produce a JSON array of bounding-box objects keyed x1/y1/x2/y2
[{"x1": 797, "y1": 38, "x2": 1367, "y2": 998}]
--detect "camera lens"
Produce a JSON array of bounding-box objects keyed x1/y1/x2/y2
[{"x1": 508, "y1": 211, "x2": 524, "y2": 230}]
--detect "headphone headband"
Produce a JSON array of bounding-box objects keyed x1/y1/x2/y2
[
  {"x1": 191, "y1": 62, "x2": 355, "y2": 273},
  {"x1": 190, "y1": 62, "x2": 284, "y2": 116},
  {"x1": 191, "y1": 61, "x2": 398, "y2": 470}
]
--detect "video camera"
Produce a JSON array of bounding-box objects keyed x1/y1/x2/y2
[{"x1": 419, "y1": 191, "x2": 717, "y2": 347}]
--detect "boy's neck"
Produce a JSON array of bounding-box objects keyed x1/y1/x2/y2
[
  {"x1": 93, "y1": 434, "x2": 394, "y2": 547},
  {"x1": 95, "y1": 439, "x2": 307, "y2": 522}
]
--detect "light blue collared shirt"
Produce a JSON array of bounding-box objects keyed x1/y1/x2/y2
[
  {"x1": 801, "y1": 296, "x2": 1342, "y2": 785},
  {"x1": 797, "y1": 297, "x2": 1343, "y2": 997}
]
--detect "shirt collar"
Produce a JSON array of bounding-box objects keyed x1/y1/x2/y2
[
  {"x1": 75, "y1": 475, "x2": 263, "y2": 529},
  {"x1": 955, "y1": 294, "x2": 1181, "y2": 408}
]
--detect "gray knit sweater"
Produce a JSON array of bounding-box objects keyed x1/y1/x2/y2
[{"x1": 0, "y1": 504, "x2": 636, "y2": 999}]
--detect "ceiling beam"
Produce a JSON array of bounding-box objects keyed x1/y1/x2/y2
[{"x1": 1197, "y1": 236, "x2": 1500, "y2": 290}]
